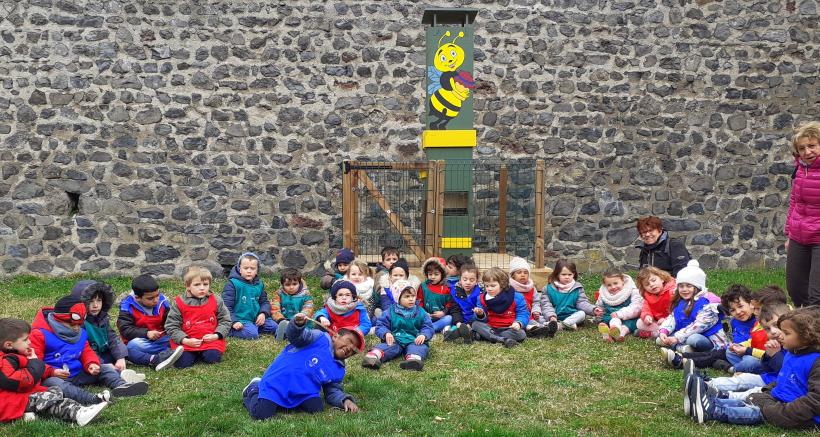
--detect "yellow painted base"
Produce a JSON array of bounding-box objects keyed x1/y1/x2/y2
[
  {"x1": 422, "y1": 130, "x2": 476, "y2": 148},
  {"x1": 441, "y1": 237, "x2": 472, "y2": 249}
]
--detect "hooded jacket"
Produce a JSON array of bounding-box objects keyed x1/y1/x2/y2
[
  {"x1": 117, "y1": 292, "x2": 171, "y2": 342},
  {"x1": 0, "y1": 350, "x2": 55, "y2": 422},
  {"x1": 748, "y1": 347, "x2": 820, "y2": 429},
  {"x1": 70, "y1": 280, "x2": 128, "y2": 362},
  {"x1": 636, "y1": 230, "x2": 691, "y2": 276},
  {"x1": 28, "y1": 308, "x2": 100, "y2": 378},
  {"x1": 786, "y1": 157, "x2": 820, "y2": 245},
  {"x1": 222, "y1": 253, "x2": 272, "y2": 324}
]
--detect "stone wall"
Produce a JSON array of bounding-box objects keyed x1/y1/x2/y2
[{"x1": 0, "y1": 0, "x2": 818, "y2": 277}]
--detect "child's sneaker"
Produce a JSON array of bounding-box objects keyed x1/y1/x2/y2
[
  {"x1": 638, "y1": 330, "x2": 652, "y2": 339},
  {"x1": 526, "y1": 325, "x2": 546, "y2": 337},
  {"x1": 458, "y1": 324, "x2": 473, "y2": 344},
  {"x1": 562, "y1": 320, "x2": 578, "y2": 331},
  {"x1": 75, "y1": 402, "x2": 108, "y2": 427},
  {"x1": 597, "y1": 323, "x2": 613, "y2": 342},
  {"x1": 120, "y1": 369, "x2": 146, "y2": 384},
  {"x1": 682, "y1": 358, "x2": 695, "y2": 380},
  {"x1": 502, "y1": 338, "x2": 517, "y2": 348},
  {"x1": 712, "y1": 359, "x2": 733, "y2": 373},
  {"x1": 111, "y1": 381, "x2": 149, "y2": 398},
  {"x1": 693, "y1": 377, "x2": 715, "y2": 423},
  {"x1": 151, "y1": 346, "x2": 184, "y2": 371},
  {"x1": 96, "y1": 390, "x2": 111, "y2": 403},
  {"x1": 443, "y1": 327, "x2": 460, "y2": 342},
  {"x1": 242, "y1": 377, "x2": 261, "y2": 398},
  {"x1": 23, "y1": 412, "x2": 36, "y2": 422},
  {"x1": 661, "y1": 348, "x2": 682, "y2": 368},
  {"x1": 609, "y1": 326, "x2": 625, "y2": 342},
  {"x1": 678, "y1": 345, "x2": 694, "y2": 354},
  {"x1": 361, "y1": 354, "x2": 381, "y2": 370},
  {"x1": 683, "y1": 372, "x2": 694, "y2": 417},
  {"x1": 545, "y1": 320, "x2": 558, "y2": 338},
  {"x1": 399, "y1": 358, "x2": 423, "y2": 371}
]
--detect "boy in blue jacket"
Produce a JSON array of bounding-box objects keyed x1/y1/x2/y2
[
  {"x1": 443, "y1": 264, "x2": 481, "y2": 343},
  {"x1": 223, "y1": 252, "x2": 277, "y2": 340},
  {"x1": 241, "y1": 313, "x2": 364, "y2": 420},
  {"x1": 362, "y1": 281, "x2": 434, "y2": 371},
  {"x1": 472, "y1": 267, "x2": 530, "y2": 348}
]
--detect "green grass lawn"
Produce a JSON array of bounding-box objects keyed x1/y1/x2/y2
[{"x1": 0, "y1": 269, "x2": 812, "y2": 436}]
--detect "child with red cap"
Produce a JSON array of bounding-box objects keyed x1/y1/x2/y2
[
  {"x1": 31, "y1": 295, "x2": 148, "y2": 405},
  {"x1": 241, "y1": 312, "x2": 363, "y2": 420}
]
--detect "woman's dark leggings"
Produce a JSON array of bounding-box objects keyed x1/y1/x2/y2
[{"x1": 786, "y1": 239, "x2": 820, "y2": 307}]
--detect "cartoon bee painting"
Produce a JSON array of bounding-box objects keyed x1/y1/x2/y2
[{"x1": 427, "y1": 31, "x2": 476, "y2": 130}]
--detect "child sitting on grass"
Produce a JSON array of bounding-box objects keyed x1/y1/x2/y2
[
  {"x1": 241, "y1": 313, "x2": 363, "y2": 420},
  {"x1": 541, "y1": 259, "x2": 595, "y2": 331},
  {"x1": 223, "y1": 252, "x2": 277, "y2": 340},
  {"x1": 472, "y1": 267, "x2": 530, "y2": 348},
  {"x1": 363, "y1": 281, "x2": 434, "y2": 371},
  {"x1": 320, "y1": 248, "x2": 354, "y2": 290},
  {"x1": 378, "y1": 258, "x2": 420, "y2": 311},
  {"x1": 635, "y1": 266, "x2": 676, "y2": 339},
  {"x1": 443, "y1": 264, "x2": 481, "y2": 343},
  {"x1": 345, "y1": 260, "x2": 377, "y2": 320},
  {"x1": 444, "y1": 254, "x2": 472, "y2": 287},
  {"x1": 508, "y1": 257, "x2": 551, "y2": 338},
  {"x1": 1, "y1": 318, "x2": 108, "y2": 425},
  {"x1": 315, "y1": 281, "x2": 372, "y2": 335},
  {"x1": 687, "y1": 306, "x2": 820, "y2": 428},
  {"x1": 269, "y1": 268, "x2": 314, "y2": 341},
  {"x1": 417, "y1": 257, "x2": 454, "y2": 334},
  {"x1": 373, "y1": 246, "x2": 400, "y2": 285},
  {"x1": 594, "y1": 271, "x2": 642, "y2": 342},
  {"x1": 166, "y1": 266, "x2": 232, "y2": 369},
  {"x1": 70, "y1": 281, "x2": 129, "y2": 373},
  {"x1": 117, "y1": 274, "x2": 184, "y2": 371}
]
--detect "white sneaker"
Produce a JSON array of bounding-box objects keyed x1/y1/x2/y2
[
  {"x1": 120, "y1": 369, "x2": 146, "y2": 384},
  {"x1": 242, "y1": 377, "x2": 261, "y2": 398},
  {"x1": 76, "y1": 402, "x2": 107, "y2": 426},
  {"x1": 96, "y1": 390, "x2": 111, "y2": 403},
  {"x1": 23, "y1": 412, "x2": 36, "y2": 422},
  {"x1": 154, "y1": 346, "x2": 184, "y2": 371},
  {"x1": 679, "y1": 345, "x2": 694, "y2": 354}
]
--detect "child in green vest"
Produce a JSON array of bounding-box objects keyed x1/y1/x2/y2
[
  {"x1": 224, "y1": 253, "x2": 277, "y2": 340},
  {"x1": 362, "y1": 281, "x2": 434, "y2": 371},
  {"x1": 320, "y1": 248, "x2": 354, "y2": 290},
  {"x1": 593, "y1": 271, "x2": 643, "y2": 343},
  {"x1": 418, "y1": 257, "x2": 454, "y2": 334},
  {"x1": 540, "y1": 259, "x2": 596, "y2": 331},
  {"x1": 270, "y1": 268, "x2": 315, "y2": 341}
]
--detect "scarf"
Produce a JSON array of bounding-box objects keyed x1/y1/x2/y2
[
  {"x1": 393, "y1": 303, "x2": 418, "y2": 319},
  {"x1": 484, "y1": 288, "x2": 515, "y2": 314},
  {"x1": 510, "y1": 277, "x2": 534, "y2": 294},
  {"x1": 345, "y1": 276, "x2": 375, "y2": 302},
  {"x1": 598, "y1": 276, "x2": 637, "y2": 307},
  {"x1": 553, "y1": 280, "x2": 577, "y2": 293},
  {"x1": 324, "y1": 297, "x2": 359, "y2": 315},
  {"x1": 46, "y1": 312, "x2": 82, "y2": 344}
]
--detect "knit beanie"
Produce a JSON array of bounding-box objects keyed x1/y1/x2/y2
[
  {"x1": 335, "y1": 248, "x2": 355, "y2": 265},
  {"x1": 331, "y1": 280, "x2": 357, "y2": 300},
  {"x1": 676, "y1": 260, "x2": 706, "y2": 292},
  {"x1": 509, "y1": 257, "x2": 530, "y2": 275},
  {"x1": 52, "y1": 295, "x2": 87, "y2": 325},
  {"x1": 391, "y1": 280, "x2": 414, "y2": 299},
  {"x1": 390, "y1": 258, "x2": 410, "y2": 278},
  {"x1": 132, "y1": 274, "x2": 159, "y2": 296}
]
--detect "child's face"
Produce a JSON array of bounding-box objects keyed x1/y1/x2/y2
[
  {"x1": 399, "y1": 291, "x2": 416, "y2": 308},
  {"x1": 186, "y1": 277, "x2": 211, "y2": 299},
  {"x1": 88, "y1": 296, "x2": 103, "y2": 316},
  {"x1": 381, "y1": 253, "x2": 398, "y2": 269},
  {"x1": 57, "y1": 319, "x2": 82, "y2": 333},
  {"x1": 332, "y1": 333, "x2": 359, "y2": 360},
  {"x1": 445, "y1": 262, "x2": 459, "y2": 277},
  {"x1": 729, "y1": 298, "x2": 754, "y2": 322},
  {"x1": 603, "y1": 276, "x2": 624, "y2": 294},
  {"x1": 677, "y1": 283, "x2": 697, "y2": 301},
  {"x1": 796, "y1": 136, "x2": 820, "y2": 165},
  {"x1": 511, "y1": 269, "x2": 529, "y2": 284},
  {"x1": 348, "y1": 265, "x2": 364, "y2": 284},
  {"x1": 761, "y1": 317, "x2": 784, "y2": 343},
  {"x1": 335, "y1": 289, "x2": 354, "y2": 306},
  {"x1": 484, "y1": 280, "x2": 501, "y2": 297},
  {"x1": 390, "y1": 269, "x2": 407, "y2": 283},
  {"x1": 779, "y1": 320, "x2": 804, "y2": 351},
  {"x1": 459, "y1": 271, "x2": 477, "y2": 291},
  {"x1": 750, "y1": 299, "x2": 762, "y2": 317},
  {"x1": 282, "y1": 279, "x2": 300, "y2": 295},
  {"x1": 336, "y1": 262, "x2": 350, "y2": 274},
  {"x1": 239, "y1": 258, "x2": 258, "y2": 282},
  {"x1": 135, "y1": 290, "x2": 160, "y2": 308},
  {"x1": 557, "y1": 267, "x2": 575, "y2": 285},
  {"x1": 426, "y1": 268, "x2": 442, "y2": 284},
  {"x1": 643, "y1": 274, "x2": 664, "y2": 295},
  {"x1": 4, "y1": 334, "x2": 30, "y2": 354}
]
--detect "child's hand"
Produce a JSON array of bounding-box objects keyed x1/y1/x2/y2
[
  {"x1": 510, "y1": 322, "x2": 522, "y2": 331},
  {"x1": 255, "y1": 313, "x2": 266, "y2": 326},
  {"x1": 532, "y1": 311, "x2": 541, "y2": 320},
  {"x1": 184, "y1": 338, "x2": 203, "y2": 348},
  {"x1": 414, "y1": 334, "x2": 426, "y2": 345},
  {"x1": 87, "y1": 363, "x2": 101, "y2": 375},
  {"x1": 549, "y1": 316, "x2": 557, "y2": 322},
  {"x1": 26, "y1": 348, "x2": 37, "y2": 359},
  {"x1": 319, "y1": 318, "x2": 330, "y2": 328},
  {"x1": 473, "y1": 308, "x2": 485, "y2": 318},
  {"x1": 593, "y1": 307, "x2": 604, "y2": 316},
  {"x1": 385, "y1": 333, "x2": 395, "y2": 346},
  {"x1": 147, "y1": 330, "x2": 163, "y2": 340},
  {"x1": 232, "y1": 322, "x2": 244, "y2": 331},
  {"x1": 114, "y1": 358, "x2": 126, "y2": 372},
  {"x1": 644, "y1": 315, "x2": 654, "y2": 324},
  {"x1": 729, "y1": 344, "x2": 747, "y2": 355},
  {"x1": 343, "y1": 399, "x2": 359, "y2": 413},
  {"x1": 432, "y1": 310, "x2": 445, "y2": 319},
  {"x1": 663, "y1": 336, "x2": 678, "y2": 346},
  {"x1": 53, "y1": 368, "x2": 70, "y2": 379},
  {"x1": 202, "y1": 334, "x2": 219, "y2": 343},
  {"x1": 293, "y1": 313, "x2": 308, "y2": 326},
  {"x1": 764, "y1": 339, "x2": 781, "y2": 356}
]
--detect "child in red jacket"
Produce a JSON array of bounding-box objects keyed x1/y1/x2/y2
[
  {"x1": 1, "y1": 318, "x2": 107, "y2": 425},
  {"x1": 635, "y1": 266, "x2": 676, "y2": 339}
]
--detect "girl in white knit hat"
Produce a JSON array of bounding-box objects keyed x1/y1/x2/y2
[
  {"x1": 657, "y1": 260, "x2": 727, "y2": 361},
  {"x1": 508, "y1": 257, "x2": 554, "y2": 338}
]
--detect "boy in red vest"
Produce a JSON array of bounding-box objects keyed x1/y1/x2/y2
[
  {"x1": 315, "y1": 280, "x2": 372, "y2": 335},
  {"x1": 117, "y1": 274, "x2": 184, "y2": 371},
  {"x1": 472, "y1": 267, "x2": 530, "y2": 348},
  {"x1": 165, "y1": 266, "x2": 232, "y2": 368},
  {"x1": 1, "y1": 317, "x2": 108, "y2": 425}
]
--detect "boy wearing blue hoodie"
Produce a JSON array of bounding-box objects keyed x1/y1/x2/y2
[
  {"x1": 241, "y1": 312, "x2": 364, "y2": 420},
  {"x1": 223, "y1": 253, "x2": 277, "y2": 340}
]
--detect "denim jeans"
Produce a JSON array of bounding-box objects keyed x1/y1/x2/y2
[
  {"x1": 127, "y1": 336, "x2": 171, "y2": 366},
  {"x1": 708, "y1": 373, "x2": 765, "y2": 393},
  {"x1": 431, "y1": 315, "x2": 452, "y2": 333},
  {"x1": 243, "y1": 380, "x2": 324, "y2": 420},
  {"x1": 229, "y1": 319, "x2": 278, "y2": 340},
  {"x1": 712, "y1": 398, "x2": 764, "y2": 425},
  {"x1": 373, "y1": 342, "x2": 429, "y2": 362},
  {"x1": 677, "y1": 333, "x2": 714, "y2": 352},
  {"x1": 42, "y1": 363, "x2": 124, "y2": 405},
  {"x1": 726, "y1": 350, "x2": 763, "y2": 373}
]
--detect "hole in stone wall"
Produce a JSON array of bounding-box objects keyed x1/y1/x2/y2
[
  {"x1": 66, "y1": 191, "x2": 80, "y2": 216},
  {"x1": 221, "y1": 264, "x2": 233, "y2": 278}
]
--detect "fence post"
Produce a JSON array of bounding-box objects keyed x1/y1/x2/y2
[
  {"x1": 425, "y1": 160, "x2": 438, "y2": 258},
  {"x1": 534, "y1": 159, "x2": 545, "y2": 269},
  {"x1": 434, "y1": 160, "x2": 446, "y2": 257},
  {"x1": 342, "y1": 161, "x2": 355, "y2": 253},
  {"x1": 498, "y1": 164, "x2": 508, "y2": 254}
]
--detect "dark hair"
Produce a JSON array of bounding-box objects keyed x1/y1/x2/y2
[
  {"x1": 446, "y1": 254, "x2": 472, "y2": 270},
  {"x1": 337, "y1": 328, "x2": 362, "y2": 351},
  {"x1": 720, "y1": 284, "x2": 753, "y2": 309},
  {"x1": 380, "y1": 246, "x2": 400, "y2": 260},
  {"x1": 459, "y1": 263, "x2": 479, "y2": 277},
  {"x1": 752, "y1": 285, "x2": 788, "y2": 307},
  {"x1": 280, "y1": 268, "x2": 302, "y2": 286},
  {"x1": 0, "y1": 318, "x2": 31, "y2": 344},
  {"x1": 777, "y1": 306, "x2": 820, "y2": 349},
  {"x1": 548, "y1": 259, "x2": 577, "y2": 284},
  {"x1": 424, "y1": 261, "x2": 446, "y2": 278},
  {"x1": 759, "y1": 302, "x2": 791, "y2": 324},
  {"x1": 636, "y1": 216, "x2": 663, "y2": 233},
  {"x1": 669, "y1": 283, "x2": 698, "y2": 317}
]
